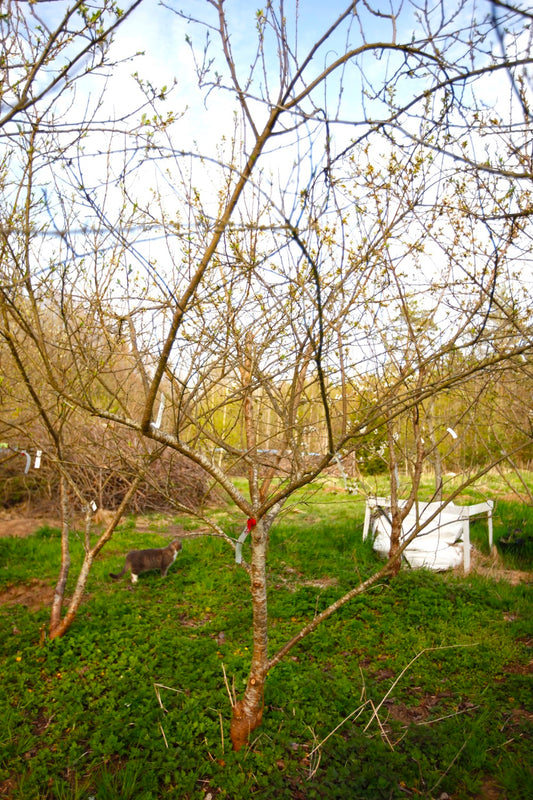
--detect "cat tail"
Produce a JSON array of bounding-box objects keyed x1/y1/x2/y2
[{"x1": 109, "y1": 566, "x2": 127, "y2": 579}]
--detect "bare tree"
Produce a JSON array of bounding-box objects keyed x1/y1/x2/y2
[
  {"x1": 0, "y1": 0, "x2": 163, "y2": 638},
  {"x1": 0, "y1": 0, "x2": 144, "y2": 130},
  {"x1": 1, "y1": 0, "x2": 532, "y2": 748}
]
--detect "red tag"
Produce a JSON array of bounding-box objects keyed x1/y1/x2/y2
[{"x1": 247, "y1": 518, "x2": 257, "y2": 531}]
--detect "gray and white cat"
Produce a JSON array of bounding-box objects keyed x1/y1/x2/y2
[{"x1": 109, "y1": 538, "x2": 182, "y2": 583}]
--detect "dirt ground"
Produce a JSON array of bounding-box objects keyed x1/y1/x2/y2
[
  {"x1": 0, "y1": 517, "x2": 61, "y2": 539},
  {"x1": 0, "y1": 578, "x2": 56, "y2": 610},
  {"x1": 461, "y1": 545, "x2": 532, "y2": 586},
  {"x1": 0, "y1": 518, "x2": 60, "y2": 610}
]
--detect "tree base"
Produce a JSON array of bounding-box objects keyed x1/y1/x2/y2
[{"x1": 230, "y1": 700, "x2": 263, "y2": 751}]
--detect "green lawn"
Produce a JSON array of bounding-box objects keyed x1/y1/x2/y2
[{"x1": 0, "y1": 477, "x2": 531, "y2": 798}]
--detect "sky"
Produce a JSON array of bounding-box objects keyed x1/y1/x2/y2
[
  {"x1": 0, "y1": 0, "x2": 530, "y2": 432},
  {"x1": 59, "y1": 0, "x2": 419, "y2": 156},
  {"x1": 12, "y1": 0, "x2": 531, "y2": 196},
  {"x1": 24, "y1": 0, "x2": 525, "y2": 192},
  {"x1": 6, "y1": 1, "x2": 532, "y2": 323},
  {"x1": 29, "y1": 2, "x2": 381, "y2": 263}
]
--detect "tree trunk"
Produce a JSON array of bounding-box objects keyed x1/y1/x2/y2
[
  {"x1": 427, "y1": 399, "x2": 443, "y2": 501},
  {"x1": 230, "y1": 518, "x2": 269, "y2": 750},
  {"x1": 49, "y1": 554, "x2": 93, "y2": 640},
  {"x1": 433, "y1": 447, "x2": 443, "y2": 502},
  {"x1": 49, "y1": 472, "x2": 145, "y2": 639},
  {"x1": 388, "y1": 510, "x2": 403, "y2": 577},
  {"x1": 386, "y1": 425, "x2": 402, "y2": 576},
  {"x1": 49, "y1": 474, "x2": 70, "y2": 635}
]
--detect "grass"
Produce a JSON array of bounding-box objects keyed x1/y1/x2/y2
[{"x1": 0, "y1": 473, "x2": 531, "y2": 799}]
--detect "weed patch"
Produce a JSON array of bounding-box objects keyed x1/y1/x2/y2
[{"x1": 0, "y1": 483, "x2": 531, "y2": 798}]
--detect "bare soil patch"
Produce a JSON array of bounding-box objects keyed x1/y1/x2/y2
[
  {"x1": 273, "y1": 563, "x2": 339, "y2": 592},
  {"x1": 0, "y1": 578, "x2": 55, "y2": 610},
  {"x1": 0, "y1": 777, "x2": 18, "y2": 799},
  {"x1": 478, "y1": 777, "x2": 505, "y2": 800},
  {"x1": 463, "y1": 546, "x2": 533, "y2": 585},
  {"x1": 0, "y1": 517, "x2": 60, "y2": 539},
  {"x1": 0, "y1": 515, "x2": 58, "y2": 610}
]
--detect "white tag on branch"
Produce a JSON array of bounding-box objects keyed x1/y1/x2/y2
[{"x1": 152, "y1": 394, "x2": 166, "y2": 429}]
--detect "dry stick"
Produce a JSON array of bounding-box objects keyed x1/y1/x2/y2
[
  {"x1": 208, "y1": 706, "x2": 226, "y2": 754},
  {"x1": 305, "y1": 725, "x2": 322, "y2": 779},
  {"x1": 369, "y1": 697, "x2": 394, "y2": 750},
  {"x1": 153, "y1": 682, "x2": 185, "y2": 713},
  {"x1": 364, "y1": 643, "x2": 480, "y2": 733},
  {"x1": 308, "y1": 643, "x2": 480, "y2": 774},
  {"x1": 417, "y1": 706, "x2": 480, "y2": 726},
  {"x1": 430, "y1": 737, "x2": 470, "y2": 795},
  {"x1": 154, "y1": 683, "x2": 164, "y2": 712},
  {"x1": 158, "y1": 722, "x2": 169, "y2": 749},
  {"x1": 221, "y1": 663, "x2": 236, "y2": 708},
  {"x1": 153, "y1": 682, "x2": 185, "y2": 749},
  {"x1": 358, "y1": 663, "x2": 367, "y2": 703},
  {"x1": 308, "y1": 702, "x2": 370, "y2": 760},
  {"x1": 308, "y1": 659, "x2": 371, "y2": 772}
]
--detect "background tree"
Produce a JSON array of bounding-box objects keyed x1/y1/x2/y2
[{"x1": 0, "y1": 0, "x2": 213, "y2": 638}]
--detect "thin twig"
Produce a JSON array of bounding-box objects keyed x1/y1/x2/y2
[
  {"x1": 221, "y1": 663, "x2": 236, "y2": 707},
  {"x1": 308, "y1": 747, "x2": 322, "y2": 779},
  {"x1": 308, "y1": 701, "x2": 370, "y2": 759},
  {"x1": 153, "y1": 682, "x2": 185, "y2": 713},
  {"x1": 364, "y1": 643, "x2": 479, "y2": 733},
  {"x1": 430, "y1": 737, "x2": 470, "y2": 794},
  {"x1": 159, "y1": 721, "x2": 169, "y2": 748},
  {"x1": 358, "y1": 663, "x2": 366, "y2": 703},
  {"x1": 369, "y1": 698, "x2": 394, "y2": 750},
  {"x1": 416, "y1": 706, "x2": 480, "y2": 726},
  {"x1": 308, "y1": 642, "x2": 481, "y2": 778},
  {"x1": 208, "y1": 706, "x2": 225, "y2": 754}
]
